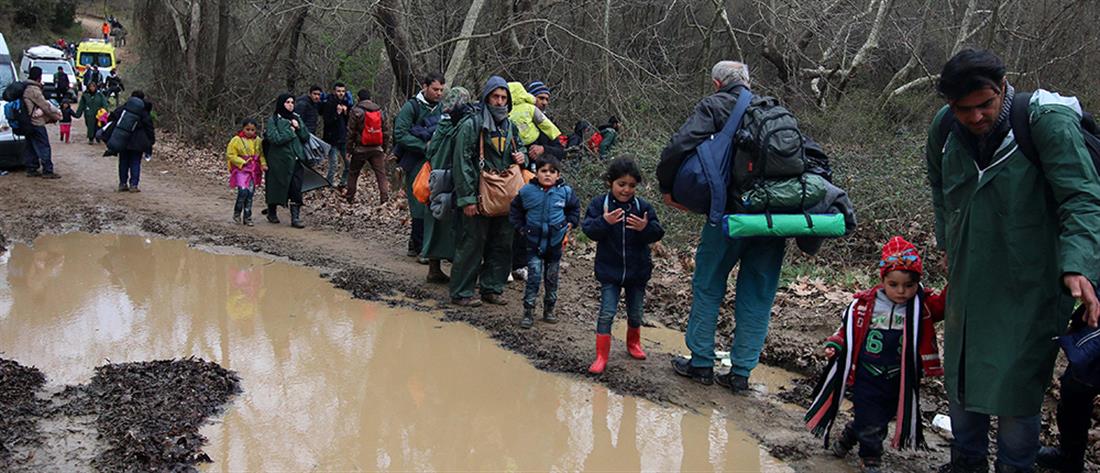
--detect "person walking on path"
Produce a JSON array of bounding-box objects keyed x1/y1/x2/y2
[
  {"x1": 657, "y1": 61, "x2": 786, "y2": 392},
  {"x1": 53, "y1": 66, "x2": 69, "y2": 101},
  {"x1": 509, "y1": 155, "x2": 581, "y2": 328},
  {"x1": 294, "y1": 85, "x2": 322, "y2": 135},
  {"x1": 226, "y1": 118, "x2": 266, "y2": 225},
  {"x1": 394, "y1": 72, "x2": 445, "y2": 262},
  {"x1": 58, "y1": 98, "x2": 74, "y2": 143},
  {"x1": 927, "y1": 49, "x2": 1100, "y2": 473},
  {"x1": 107, "y1": 91, "x2": 155, "y2": 192},
  {"x1": 321, "y1": 82, "x2": 351, "y2": 189},
  {"x1": 345, "y1": 89, "x2": 390, "y2": 205},
  {"x1": 265, "y1": 93, "x2": 312, "y2": 228},
  {"x1": 421, "y1": 86, "x2": 474, "y2": 284},
  {"x1": 101, "y1": 21, "x2": 111, "y2": 42},
  {"x1": 582, "y1": 158, "x2": 664, "y2": 373},
  {"x1": 806, "y1": 237, "x2": 946, "y2": 473},
  {"x1": 75, "y1": 82, "x2": 109, "y2": 144},
  {"x1": 449, "y1": 76, "x2": 527, "y2": 307},
  {"x1": 21, "y1": 66, "x2": 63, "y2": 178}
]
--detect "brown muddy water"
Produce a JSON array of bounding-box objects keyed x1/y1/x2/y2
[{"x1": 0, "y1": 233, "x2": 792, "y2": 472}]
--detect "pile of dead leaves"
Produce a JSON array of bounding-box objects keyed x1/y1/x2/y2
[{"x1": 0, "y1": 358, "x2": 46, "y2": 466}]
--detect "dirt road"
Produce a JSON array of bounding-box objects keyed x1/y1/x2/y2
[{"x1": 0, "y1": 117, "x2": 957, "y2": 472}]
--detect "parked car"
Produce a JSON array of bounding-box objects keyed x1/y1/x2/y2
[
  {"x1": 0, "y1": 33, "x2": 25, "y2": 170},
  {"x1": 19, "y1": 45, "x2": 76, "y2": 101}
]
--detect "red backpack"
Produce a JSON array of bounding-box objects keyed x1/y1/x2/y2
[{"x1": 360, "y1": 109, "x2": 383, "y2": 146}]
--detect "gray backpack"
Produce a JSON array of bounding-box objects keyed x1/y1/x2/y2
[{"x1": 732, "y1": 96, "x2": 806, "y2": 191}]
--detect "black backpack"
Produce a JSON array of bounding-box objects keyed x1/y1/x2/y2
[
  {"x1": 2, "y1": 81, "x2": 31, "y2": 136},
  {"x1": 732, "y1": 95, "x2": 807, "y2": 191},
  {"x1": 936, "y1": 92, "x2": 1100, "y2": 174}
]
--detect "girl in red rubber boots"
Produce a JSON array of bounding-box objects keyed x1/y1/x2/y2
[{"x1": 581, "y1": 158, "x2": 665, "y2": 374}]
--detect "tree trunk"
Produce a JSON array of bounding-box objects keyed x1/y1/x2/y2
[
  {"x1": 259, "y1": 8, "x2": 309, "y2": 89},
  {"x1": 444, "y1": 0, "x2": 486, "y2": 85},
  {"x1": 374, "y1": 0, "x2": 417, "y2": 99},
  {"x1": 602, "y1": 0, "x2": 612, "y2": 111},
  {"x1": 208, "y1": 0, "x2": 230, "y2": 110},
  {"x1": 285, "y1": 11, "x2": 308, "y2": 92},
  {"x1": 185, "y1": 0, "x2": 202, "y2": 93}
]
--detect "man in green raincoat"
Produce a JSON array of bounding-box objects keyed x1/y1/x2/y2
[
  {"x1": 394, "y1": 72, "x2": 445, "y2": 262},
  {"x1": 421, "y1": 86, "x2": 474, "y2": 283},
  {"x1": 927, "y1": 49, "x2": 1100, "y2": 473},
  {"x1": 449, "y1": 76, "x2": 527, "y2": 307},
  {"x1": 75, "y1": 82, "x2": 109, "y2": 144}
]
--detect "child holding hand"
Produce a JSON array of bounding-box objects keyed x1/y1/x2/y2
[{"x1": 581, "y1": 158, "x2": 664, "y2": 374}]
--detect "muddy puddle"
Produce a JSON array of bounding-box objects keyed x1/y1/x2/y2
[{"x1": 0, "y1": 233, "x2": 792, "y2": 471}]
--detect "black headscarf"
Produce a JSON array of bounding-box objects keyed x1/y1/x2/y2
[{"x1": 274, "y1": 93, "x2": 296, "y2": 120}]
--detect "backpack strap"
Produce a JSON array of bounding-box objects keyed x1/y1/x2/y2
[
  {"x1": 1009, "y1": 92, "x2": 1039, "y2": 167},
  {"x1": 935, "y1": 109, "x2": 955, "y2": 154},
  {"x1": 720, "y1": 89, "x2": 754, "y2": 139}
]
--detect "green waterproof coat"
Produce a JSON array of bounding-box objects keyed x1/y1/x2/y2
[
  {"x1": 264, "y1": 113, "x2": 311, "y2": 207},
  {"x1": 421, "y1": 112, "x2": 464, "y2": 260},
  {"x1": 75, "y1": 91, "x2": 109, "y2": 139},
  {"x1": 927, "y1": 91, "x2": 1100, "y2": 416},
  {"x1": 395, "y1": 94, "x2": 442, "y2": 220},
  {"x1": 453, "y1": 112, "x2": 526, "y2": 209}
]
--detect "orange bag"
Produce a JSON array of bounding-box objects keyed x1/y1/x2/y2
[
  {"x1": 413, "y1": 161, "x2": 432, "y2": 204},
  {"x1": 522, "y1": 168, "x2": 535, "y2": 183}
]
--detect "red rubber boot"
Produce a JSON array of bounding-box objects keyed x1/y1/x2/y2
[
  {"x1": 626, "y1": 326, "x2": 647, "y2": 360},
  {"x1": 588, "y1": 334, "x2": 612, "y2": 374}
]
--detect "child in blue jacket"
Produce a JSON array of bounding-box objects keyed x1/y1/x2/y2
[
  {"x1": 509, "y1": 156, "x2": 581, "y2": 329},
  {"x1": 581, "y1": 158, "x2": 665, "y2": 374}
]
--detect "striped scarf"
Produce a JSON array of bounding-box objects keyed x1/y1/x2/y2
[{"x1": 804, "y1": 290, "x2": 927, "y2": 450}]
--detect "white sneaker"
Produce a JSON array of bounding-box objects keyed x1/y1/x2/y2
[{"x1": 512, "y1": 268, "x2": 528, "y2": 281}]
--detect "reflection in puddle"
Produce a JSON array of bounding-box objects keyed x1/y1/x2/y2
[{"x1": 0, "y1": 233, "x2": 790, "y2": 472}]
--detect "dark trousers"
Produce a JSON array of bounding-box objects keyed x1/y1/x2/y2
[
  {"x1": 346, "y1": 149, "x2": 388, "y2": 203},
  {"x1": 118, "y1": 150, "x2": 142, "y2": 187},
  {"x1": 288, "y1": 163, "x2": 304, "y2": 205},
  {"x1": 234, "y1": 187, "x2": 254, "y2": 219},
  {"x1": 839, "y1": 368, "x2": 900, "y2": 460},
  {"x1": 511, "y1": 230, "x2": 528, "y2": 271},
  {"x1": 1054, "y1": 373, "x2": 1098, "y2": 471},
  {"x1": 522, "y1": 249, "x2": 561, "y2": 309},
  {"x1": 23, "y1": 125, "x2": 52, "y2": 173},
  {"x1": 409, "y1": 218, "x2": 424, "y2": 253}
]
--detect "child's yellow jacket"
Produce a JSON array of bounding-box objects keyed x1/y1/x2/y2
[{"x1": 508, "y1": 82, "x2": 561, "y2": 145}]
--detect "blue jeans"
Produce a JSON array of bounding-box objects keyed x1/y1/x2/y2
[
  {"x1": 949, "y1": 396, "x2": 1041, "y2": 469},
  {"x1": 22, "y1": 125, "x2": 52, "y2": 173},
  {"x1": 597, "y1": 283, "x2": 644, "y2": 334},
  {"x1": 118, "y1": 150, "x2": 142, "y2": 187},
  {"x1": 523, "y1": 252, "x2": 561, "y2": 309},
  {"x1": 684, "y1": 224, "x2": 785, "y2": 376},
  {"x1": 326, "y1": 144, "x2": 348, "y2": 187},
  {"x1": 234, "y1": 186, "x2": 254, "y2": 219}
]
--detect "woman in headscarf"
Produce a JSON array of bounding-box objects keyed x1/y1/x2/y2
[
  {"x1": 264, "y1": 93, "x2": 311, "y2": 228},
  {"x1": 421, "y1": 86, "x2": 473, "y2": 283}
]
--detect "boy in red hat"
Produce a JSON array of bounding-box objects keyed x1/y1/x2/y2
[{"x1": 804, "y1": 236, "x2": 946, "y2": 473}]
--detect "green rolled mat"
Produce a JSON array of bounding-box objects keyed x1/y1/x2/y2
[{"x1": 723, "y1": 213, "x2": 846, "y2": 238}]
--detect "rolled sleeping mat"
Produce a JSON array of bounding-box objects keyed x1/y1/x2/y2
[{"x1": 723, "y1": 213, "x2": 846, "y2": 238}]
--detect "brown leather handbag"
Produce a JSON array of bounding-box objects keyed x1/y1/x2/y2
[{"x1": 476, "y1": 130, "x2": 525, "y2": 217}]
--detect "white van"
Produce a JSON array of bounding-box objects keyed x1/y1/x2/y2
[
  {"x1": 20, "y1": 45, "x2": 76, "y2": 100},
  {"x1": 0, "y1": 33, "x2": 24, "y2": 169}
]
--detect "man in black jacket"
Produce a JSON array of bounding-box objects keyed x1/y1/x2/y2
[
  {"x1": 108, "y1": 90, "x2": 155, "y2": 192},
  {"x1": 658, "y1": 61, "x2": 787, "y2": 394},
  {"x1": 294, "y1": 85, "x2": 323, "y2": 135},
  {"x1": 321, "y1": 82, "x2": 351, "y2": 188}
]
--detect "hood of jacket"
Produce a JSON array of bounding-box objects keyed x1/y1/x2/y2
[
  {"x1": 480, "y1": 75, "x2": 512, "y2": 112},
  {"x1": 356, "y1": 99, "x2": 380, "y2": 112},
  {"x1": 122, "y1": 96, "x2": 145, "y2": 113},
  {"x1": 508, "y1": 82, "x2": 534, "y2": 107}
]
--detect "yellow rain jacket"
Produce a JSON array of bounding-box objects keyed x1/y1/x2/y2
[{"x1": 508, "y1": 82, "x2": 560, "y2": 145}]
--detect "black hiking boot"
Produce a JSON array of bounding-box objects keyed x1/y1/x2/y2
[
  {"x1": 994, "y1": 462, "x2": 1034, "y2": 473},
  {"x1": 715, "y1": 372, "x2": 750, "y2": 393},
  {"x1": 426, "y1": 260, "x2": 450, "y2": 283},
  {"x1": 1036, "y1": 446, "x2": 1083, "y2": 473},
  {"x1": 520, "y1": 306, "x2": 535, "y2": 329},
  {"x1": 937, "y1": 447, "x2": 989, "y2": 473},
  {"x1": 542, "y1": 303, "x2": 558, "y2": 324},
  {"x1": 671, "y1": 357, "x2": 713, "y2": 385},
  {"x1": 289, "y1": 204, "x2": 305, "y2": 228},
  {"x1": 481, "y1": 293, "x2": 508, "y2": 306},
  {"x1": 266, "y1": 204, "x2": 280, "y2": 224},
  {"x1": 861, "y1": 457, "x2": 883, "y2": 473}
]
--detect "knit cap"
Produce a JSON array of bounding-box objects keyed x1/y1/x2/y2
[
  {"x1": 527, "y1": 81, "x2": 550, "y2": 97},
  {"x1": 879, "y1": 236, "x2": 922, "y2": 278}
]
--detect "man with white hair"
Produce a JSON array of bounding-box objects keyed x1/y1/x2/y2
[{"x1": 657, "y1": 60, "x2": 787, "y2": 393}]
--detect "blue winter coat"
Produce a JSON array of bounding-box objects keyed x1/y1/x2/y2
[
  {"x1": 581, "y1": 194, "x2": 665, "y2": 286},
  {"x1": 509, "y1": 179, "x2": 581, "y2": 257}
]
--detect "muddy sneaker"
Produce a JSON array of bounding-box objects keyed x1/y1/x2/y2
[
  {"x1": 830, "y1": 436, "x2": 854, "y2": 458},
  {"x1": 542, "y1": 304, "x2": 558, "y2": 324},
  {"x1": 861, "y1": 457, "x2": 883, "y2": 473},
  {"x1": 511, "y1": 268, "x2": 528, "y2": 281},
  {"x1": 451, "y1": 297, "x2": 482, "y2": 307},
  {"x1": 117, "y1": 184, "x2": 129, "y2": 192},
  {"x1": 41, "y1": 172, "x2": 61, "y2": 179},
  {"x1": 417, "y1": 256, "x2": 429, "y2": 265},
  {"x1": 671, "y1": 358, "x2": 713, "y2": 385},
  {"x1": 715, "y1": 372, "x2": 750, "y2": 393},
  {"x1": 243, "y1": 217, "x2": 254, "y2": 227},
  {"x1": 520, "y1": 307, "x2": 535, "y2": 329},
  {"x1": 128, "y1": 186, "x2": 140, "y2": 193},
  {"x1": 481, "y1": 293, "x2": 508, "y2": 306},
  {"x1": 233, "y1": 213, "x2": 242, "y2": 224}
]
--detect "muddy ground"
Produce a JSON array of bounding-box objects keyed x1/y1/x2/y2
[{"x1": 1, "y1": 117, "x2": 1096, "y2": 471}]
